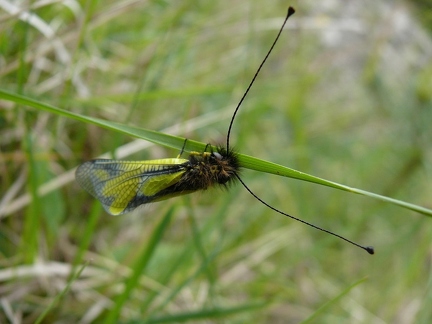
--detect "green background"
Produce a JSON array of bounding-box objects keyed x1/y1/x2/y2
[{"x1": 1, "y1": 0, "x2": 431, "y2": 322}]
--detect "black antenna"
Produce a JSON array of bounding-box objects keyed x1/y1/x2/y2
[
  {"x1": 226, "y1": 6, "x2": 296, "y2": 151},
  {"x1": 236, "y1": 175, "x2": 374, "y2": 254},
  {"x1": 226, "y1": 7, "x2": 374, "y2": 255}
]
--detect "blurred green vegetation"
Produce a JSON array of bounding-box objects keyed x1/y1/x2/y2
[
  {"x1": 411, "y1": 0, "x2": 432, "y2": 32},
  {"x1": 0, "y1": 0, "x2": 431, "y2": 323}
]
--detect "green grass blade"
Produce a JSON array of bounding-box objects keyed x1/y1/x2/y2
[
  {"x1": 70, "y1": 203, "x2": 102, "y2": 271},
  {"x1": 35, "y1": 262, "x2": 88, "y2": 324},
  {"x1": 144, "y1": 247, "x2": 221, "y2": 320},
  {"x1": 239, "y1": 154, "x2": 432, "y2": 216},
  {"x1": 139, "y1": 198, "x2": 233, "y2": 315},
  {"x1": 21, "y1": 134, "x2": 40, "y2": 263},
  {"x1": 138, "y1": 301, "x2": 268, "y2": 323},
  {"x1": 1, "y1": 88, "x2": 431, "y2": 217},
  {"x1": 103, "y1": 207, "x2": 174, "y2": 324},
  {"x1": 301, "y1": 277, "x2": 369, "y2": 324},
  {"x1": 0, "y1": 88, "x2": 191, "y2": 152}
]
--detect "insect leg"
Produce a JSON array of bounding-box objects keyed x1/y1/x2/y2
[{"x1": 178, "y1": 138, "x2": 188, "y2": 158}]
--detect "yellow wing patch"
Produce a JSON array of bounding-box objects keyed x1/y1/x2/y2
[{"x1": 76, "y1": 158, "x2": 188, "y2": 215}]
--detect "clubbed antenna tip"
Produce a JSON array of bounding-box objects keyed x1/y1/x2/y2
[
  {"x1": 365, "y1": 246, "x2": 375, "y2": 255},
  {"x1": 287, "y1": 6, "x2": 295, "y2": 17}
]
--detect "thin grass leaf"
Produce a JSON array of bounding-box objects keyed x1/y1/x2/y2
[
  {"x1": 21, "y1": 134, "x2": 40, "y2": 263},
  {"x1": 137, "y1": 301, "x2": 268, "y2": 323},
  {"x1": 239, "y1": 155, "x2": 432, "y2": 216},
  {"x1": 143, "y1": 244, "x2": 221, "y2": 320},
  {"x1": 35, "y1": 262, "x2": 88, "y2": 324},
  {"x1": 70, "y1": 203, "x2": 102, "y2": 272},
  {"x1": 1, "y1": 89, "x2": 431, "y2": 217},
  {"x1": 139, "y1": 197, "x2": 234, "y2": 315},
  {"x1": 103, "y1": 206, "x2": 174, "y2": 324},
  {"x1": 301, "y1": 277, "x2": 369, "y2": 324}
]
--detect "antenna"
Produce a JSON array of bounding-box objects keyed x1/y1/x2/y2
[
  {"x1": 226, "y1": 7, "x2": 374, "y2": 255},
  {"x1": 226, "y1": 6, "x2": 296, "y2": 151},
  {"x1": 236, "y1": 175, "x2": 374, "y2": 254}
]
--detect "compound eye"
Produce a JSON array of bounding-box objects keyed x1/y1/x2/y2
[{"x1": 213, "y1": 152, "x2": 223, "y2": 160}]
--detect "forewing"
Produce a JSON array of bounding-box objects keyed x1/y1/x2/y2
[{"x1": 75, "y1": 159, "x2": 187, "y2": 215}]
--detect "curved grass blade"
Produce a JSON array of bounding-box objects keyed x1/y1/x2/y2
[
  {"x1": 35, "y1": 262, "x2": 88, "y2": 324},
  {"x1": 301, "y1": 277, "x2": 369, "y2": 324},
  {"x1": 138, "y1": 301, "x2": 268, "y2": 323},
  {"x1": 104, "y1": 207, "x2": 174, "y2": 324},
  {"x1": 1, "y1": 88, "x2": 430, "y2": 217},
  {"x1": 239, "y1": 154, "x2": 432, "y2": 217}
]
